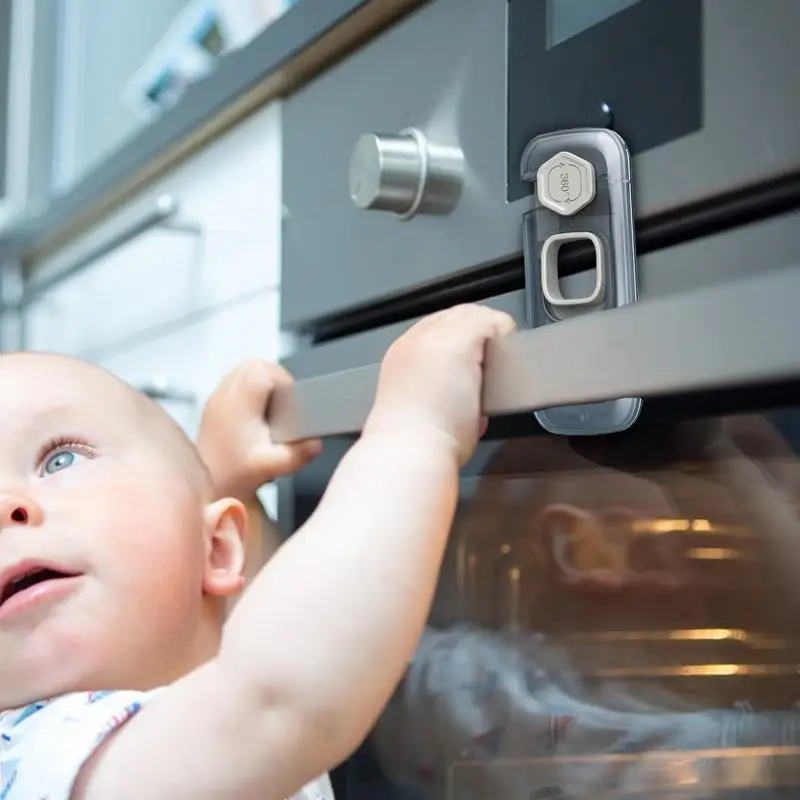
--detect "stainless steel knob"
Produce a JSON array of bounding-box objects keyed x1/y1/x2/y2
[{"x1": 348, "y1": 128, "x2": 464, "y2": 219}]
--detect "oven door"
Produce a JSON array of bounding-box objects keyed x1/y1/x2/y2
[{"x1": 272, "y1": 267, "x2": 800, "y2": 798}]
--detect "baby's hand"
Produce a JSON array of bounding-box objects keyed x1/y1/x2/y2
[
  {"x1": 197, "y1": 359, "x2": 322, "y2": 497},
  {"x1": 366, "y1": 304, "x2": 516, "y2": 466}
]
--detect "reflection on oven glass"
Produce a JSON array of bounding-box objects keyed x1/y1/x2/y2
[
  {"x1": 360, "y1": 412, "x2": 800, "y2": 798},
  {"x1": 547, "y1": 0, "x2": 641, "y2": 49}
]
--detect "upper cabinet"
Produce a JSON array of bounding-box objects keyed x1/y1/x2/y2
[
  {"x1": 0, "y1": 0, "x2": 192, "y2": 225},
  {"x1": 51, "y1": 0, "x2": 194, "y2": 192},
  {"x1": 0, "y1": 3, "x2": 11, "y2": 214},
  {"x1": 0, "y1": 0, "x2": 307, "y2": 246},
  {"x1": 0, "y1": 0, "x2": 47, "y2": 228}
]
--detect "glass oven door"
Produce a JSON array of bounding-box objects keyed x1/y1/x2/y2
[{"x1": 272, "y1": 267, "x2": 800, "y2": 798}]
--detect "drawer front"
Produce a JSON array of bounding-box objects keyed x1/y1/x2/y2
[
  {"x1": 38, "y1": 226, "x2": 201, "y2": 354},
  {"x1": 26, "y1": 102, "x2": 282, "y2": 348},
  {"x1": 21, "y1": 227, "x2": 199, "y2": 356},
  {"x1": 95, "y1": 289, "x2": 280, "y2": 436},
  {"x1": 281, "y1": 0, "x2": 800, "y2": 328}
]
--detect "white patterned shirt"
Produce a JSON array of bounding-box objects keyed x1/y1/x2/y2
[{"x1": 0, "y1": 690, "x2": 334, "y2": 799}]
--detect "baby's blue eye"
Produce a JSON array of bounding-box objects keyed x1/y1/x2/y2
[{"x1": 43, "y1": 450, "x2": 84, "y2": 475}]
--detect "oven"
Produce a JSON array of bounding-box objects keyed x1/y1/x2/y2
[
  {"x1": 271, "y1": 261, "x2": 800, "y2": 798},
  {"x1": 273, "y1": 0, "x2": 800, "y2": 795}
]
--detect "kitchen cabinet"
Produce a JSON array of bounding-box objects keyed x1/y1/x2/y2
[
  {"x1": 0, "y1": 0, "x2": 56, "y2": 228},
  {"x1": 23, "y1": 102, "x2": 282, "y2": 356},
  {"x1": 51, "y1": 0, "x2": 195, "y2": 191},
  {"x1": 1, "y1": 0, "x2": 193, "y2": 225}
]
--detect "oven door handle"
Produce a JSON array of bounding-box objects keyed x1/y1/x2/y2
[{"x1": 268, "y1": 265, "x2": 800, "y2": 442}]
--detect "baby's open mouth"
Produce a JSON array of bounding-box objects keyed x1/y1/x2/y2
[{"x1": 0, "y1": 567, "x2": 80, "y2": 608}]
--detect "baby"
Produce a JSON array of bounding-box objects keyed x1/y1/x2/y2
[{"x1": 0, "y1": 303, "x2": 515, "y2": 799}]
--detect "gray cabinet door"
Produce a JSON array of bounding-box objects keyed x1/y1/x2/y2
[
  {"x1": 52, "y1": 0, "x2": 193, "y2": 192},
  {"x1": 281, "y1": 0, "x2": 800, "y2": 330}
]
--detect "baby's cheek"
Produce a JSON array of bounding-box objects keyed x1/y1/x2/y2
[
  {"x1": 83, "y1": 478, "x2": 208, "y2": 618},
  {"x1": 96, "y1": 481, "x2": 206, "y2": 568},
  {"x1": 116, "y1": 528, "x2": 205, "y2": 604}
]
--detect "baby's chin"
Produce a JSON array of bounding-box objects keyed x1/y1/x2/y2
[
  {"x1": 0, "y1": 623, "x2": 194, "y2": 709},
  {"x1": 0, "y1": 660, "x2": 94, "y2": 710},
  {"x1": 2, "y1": 654, "x2": 193, "y2": 708}
]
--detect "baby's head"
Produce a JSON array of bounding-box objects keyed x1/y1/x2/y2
[{"x1": 0, "y1": 352, "x2": 248, "y2": 710}]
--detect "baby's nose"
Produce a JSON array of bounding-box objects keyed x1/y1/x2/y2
[{"x1": 0, "y1": 491, "x2": 43, "y2": 529}]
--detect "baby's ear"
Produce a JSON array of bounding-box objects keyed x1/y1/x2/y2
[{"x1": 202, "y1": 498, "x2": 247, "y2": 597}]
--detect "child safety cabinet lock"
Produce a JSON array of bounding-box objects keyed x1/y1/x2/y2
[{"x1": 521, "y1": 128, "x2": 642, "y2": 437}]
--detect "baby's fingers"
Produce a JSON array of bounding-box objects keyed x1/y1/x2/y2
[
  {"x1": 232, "y1": 359, "x2": 295, "y2": 417},
  {"x1": 251, "y1": 438, "x2": 323, "y2": 479}
]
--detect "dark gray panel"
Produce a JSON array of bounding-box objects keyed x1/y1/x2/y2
[
  {"x1": 281, "y1": 0, "x2": 800, "y2": 329},
  {"x1": 270, "y1": 264, "x2": 800, "y2": 442},
  {"x1": 547, "y1": 0, "x2": 641, "y2": 47},
  {"x1": 507, "y1": 0, "x2": 701, "y2": 201}
]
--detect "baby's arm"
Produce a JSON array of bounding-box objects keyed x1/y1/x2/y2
[{"x1": 74, "y1": 305, "x2": 515, "y2": 800}]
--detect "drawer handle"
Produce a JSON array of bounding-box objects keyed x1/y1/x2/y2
[
  {"x1": 137, "y1": 374, "x2": 196, "y2": 405},
  {"x1": 17, "y1": 194, "x2": 194, "y2": 309},
  {"x1": 348, "y1": 128, "x2": 464, "y2": 219},
  {"x1": 267, "y1": 266, "x2": 800, "y2": 442}
]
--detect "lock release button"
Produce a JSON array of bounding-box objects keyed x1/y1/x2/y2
[{"x1": 536, "y1": 151, "x2": 596, "y2": 216}]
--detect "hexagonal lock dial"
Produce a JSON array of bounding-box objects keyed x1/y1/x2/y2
[{"x1": 535, "y1": 151, "x2": 596, "y2": 217}]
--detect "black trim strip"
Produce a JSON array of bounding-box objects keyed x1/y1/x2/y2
[{"x1": 308, "y1": 168, "x2": 800, "y2": 344}]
